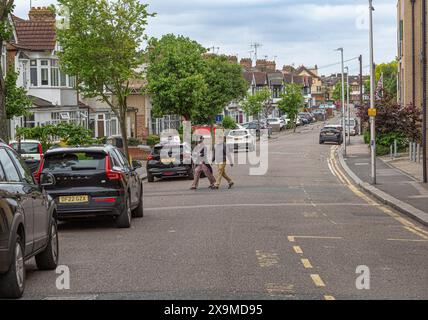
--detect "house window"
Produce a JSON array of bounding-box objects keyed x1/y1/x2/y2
[
  {"x1": 60, "y1": 70, "x2": 67, "y2": 86},
  {"x1": 41, "y1": 60, "x2": 49, "y2": 86},
  {"x1": 30, "y1": 60, "x2": 38, "y2": 86},
  {"x1": 51, "y1": 60, "x2": 59, "y2": 86},
  {"x1": 69, "y1": 75, "x2": 76, "y2": 88}
]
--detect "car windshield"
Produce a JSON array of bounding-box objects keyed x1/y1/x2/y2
[
  {"x1": 229, "y1": 130, "x2": 248, "y2": 137},
  {"x1": 44, "y1": 152, "x2": 106, "y2": 171},
  {"x1": 10, "y1": 142, "x2": 40, "y2": 154},
  {"x1": 267, "y1": 119, "x2": 279, "y2": 122},
  {"x1": 346, "y1": 120, "x2": 356, "y2": 126}
]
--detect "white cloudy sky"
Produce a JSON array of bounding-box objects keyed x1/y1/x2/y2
[{"x1": 15, "y1": 0, "x2": 397, "y2": 76}]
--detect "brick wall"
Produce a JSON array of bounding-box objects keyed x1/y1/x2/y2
[{"x1": 128, "y1": 146, "x2": 150, "y2": 161}]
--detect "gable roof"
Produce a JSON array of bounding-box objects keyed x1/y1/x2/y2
[
  {"x1": 267, "y1": 72, "x2": 284, "y2": 86},
  {"x1": 296, "y1": 66, "x2": 319, "y2": 79},
  {"x1": 11, "y1": 15, "x2": 56, "y2": 51},
  {"x1": 253, "y1": 72, "x2": 267, "y2": 86}
]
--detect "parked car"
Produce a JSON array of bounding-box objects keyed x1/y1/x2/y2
[
  {"x1": 298, "y1": 114, "x2": 310, "y2": 125},
  {"x1": 298, "y1": 112, "x2": 314, "y2": 124},
  {"x1": 319, "y1": 127, "x2": 343, "y2": 145},
  {"x1": 0, "y1": 142, "x2": 58, "y2": 299},
  {"x1": 280, "y1": 115, "x2": 290, "y2": 127},
  {"x1": 324, "y1": 124, "x2": 343, "y2": 132},
  {"x1": 266, "y1": 118, "x2": 285, "y2": 131},
  {"x1": 345, "y1": 118, "x2": 358, "y2": 136},
  {"x1": 241, "y1": 121, "x2": 273, "y2": 137},
  {"x1": 36, "y1": 145, "x2": 143, "y2": 228},
  {"x1": 146, "y1": 143, "x2": 194, "y2": 182},
  {"x1": 9, "y1": 140, "x2": 44, "y2": 173},
  {"x1": 227, "y1": 129, "x2": 256, "y2": 152}
]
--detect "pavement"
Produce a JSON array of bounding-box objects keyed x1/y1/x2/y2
[
  {"x1": 21, "y1": 120, "x2": 428, "y2": 300},
  {"x1": 339, "y1": 136, "x2": 428, "y2": 226}
]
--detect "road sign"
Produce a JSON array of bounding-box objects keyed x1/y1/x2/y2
[{"x1": 368, "y1": 108, "x2": 377, "y2": 117}]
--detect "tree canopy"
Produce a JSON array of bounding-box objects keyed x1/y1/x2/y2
[
  {"x1": 57, "y1": 0, "x2": 154, "y2": 157},
  {"x1": 145, "y1": 34, "x2": 207, "y2": 121},
  {"x1": 5, "y1": 70, "x2": 32, "y2": 119},
  {"x1": 241, "y1": 88, "x2": 271, "y2": 120},
  {"x1": 192, "y1": 54, "x2": 248, "y2": 125},
  {"x1": 278, "y1": 83, "x2": 304, "y2": 131}
]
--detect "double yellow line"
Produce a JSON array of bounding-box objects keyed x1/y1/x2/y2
[{"x1": 328, "y1": 146, "x2": 428, "y2": 240}]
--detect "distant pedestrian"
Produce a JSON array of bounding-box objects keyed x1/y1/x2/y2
[
  {"x1": 212, "y1": 135, "x2": 234, "y2": 190},
  {"x1": 190, "y1": 136, "x2": 216, "y2": 190}
]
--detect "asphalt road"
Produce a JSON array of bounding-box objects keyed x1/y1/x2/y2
[{"x1": 23, "y1": 121, "x2": 428, "y2": 300}]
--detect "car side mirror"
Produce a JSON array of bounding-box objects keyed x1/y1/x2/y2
[
  {"x1": 40, "y1": 173, "x2": 56, "y2": 187},
  {"x1": 132, "y1": 160, "x2": 142, "y2": 169}
]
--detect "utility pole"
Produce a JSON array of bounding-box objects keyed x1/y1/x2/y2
[
  {"x1": 423, "y1": 0, "x2": 427, "y2": 183},
  {"x1": 359, "y1": 55, "x2": 363, "y2": 106},
  {"x1": 336, "y1": 47, "x2": 346, "y2": 156},
  {"x1": 369, "y1": 0, "x2": 376, "y2": 184},
  {"x1": 345, "y1": 66, "x2": 351, "y2": 145}
]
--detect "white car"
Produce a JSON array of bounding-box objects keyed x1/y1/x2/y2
[
  {"x1": 227, "y1": 129, "x2": 256, "y2": 152},
  {"x1": 266, "y1": 118, "x2": 284, "y2": 130},
  {"x1": 280, "y1": 115, "x2": 290, "y2": 126},
  {"x1": 9, "y1": 140, "x2": 43, "y2": 161}
]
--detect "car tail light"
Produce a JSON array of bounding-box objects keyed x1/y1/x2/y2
[
  {"x1": 147, "y1": 154, "x2": 154, "y2": 161},
  {"x1": 34, "y1": 158, "x2": 45, "y2": 184},
  {"x1": 105, "y1": 156, "x2": 123, "y2": 181},
  {"x1": 38, "y1": 144, "x2": 43, "y2": 157}
]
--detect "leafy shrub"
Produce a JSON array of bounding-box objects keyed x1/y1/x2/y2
[
  {"x1": 221, "y1": 116, "x2": 236, "y2": 129},
  {"x1": 146, "y1": 134, "x2": 160, "y2": 146},
  {"x1": 128, "y1": 137, "x2": 142, "y2": 146}
]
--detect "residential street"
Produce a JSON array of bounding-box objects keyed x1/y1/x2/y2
[{"x1": 21, "y1": 122, "x2": 428, "y2": 300}]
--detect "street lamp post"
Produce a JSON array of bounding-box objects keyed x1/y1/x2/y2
[
  {"x1": 345, "y1": 66, "x2": 351, "y2": 145},
  {"x1": 369, "y1": 0, "x2": 376, "y2": 184},
  {"x1": 336, "y1": 48, "x2": 346, "y2": 156}
]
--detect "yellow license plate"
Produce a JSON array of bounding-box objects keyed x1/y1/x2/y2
[
  {"x1": 161, "y1": 158, "x2": 176, "y2": 164},
  {"x1": 59, "y1": 195, "x2": 89, "y2": 204}
]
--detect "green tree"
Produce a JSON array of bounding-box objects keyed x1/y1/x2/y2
[
  {"x1": 0, "y1": 0, "x2": 16, "y2": 142},
  {"x1": 278, "y1": 83, "x2": 304, "y2": 132},
  {"x1": 145, "y1": 34, "x2": 207, "y2": 121},
  {"x1": 193, "y1": 54, "x2": 248, "y2": 125},
  {"x1": 221, "y1": 116, "x2": 236, "y2": 130},
  {"x1": 332, "y1": 81, "x2": 348, "y2": 103},
  {"x1": 56, "y1": 0, "x2": 154, "y2": 159},
  {"x1": 241, "y1": 88, "x2": 271, "y2": 125},
  {"x1": 5, "y1": 70, "x2": 32, "y2": 119},
  {"x1": 363, "y1": 61, "x2": 398, "y2": 99}
]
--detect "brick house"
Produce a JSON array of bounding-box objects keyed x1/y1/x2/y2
[{"x1": 8, "y1": 7, "x2": 87, "y2": 139}]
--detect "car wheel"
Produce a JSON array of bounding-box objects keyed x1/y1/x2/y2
[
  {"x1": 116, "y1": 196, "x2": 131, "y2": 228},
  {"x1": 0, "y1": 235, "x2": 25, "y2": 299},
  {"x1": 132, "y1": 184, "x2": 144, "y2": 218},
  {"x1": 147, "y1": 173, "x2": 154, "y2": 183},
  {"x1": 35, "y1": 219, "x2": 59, "y2": 271}
]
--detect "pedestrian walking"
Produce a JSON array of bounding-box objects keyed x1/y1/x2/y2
[
  {"x1": 212, "y1": 136, "x2": 234, "y2": 190},
  {"x1": 190, "y1": 136, "x2": 216, "y2": 190}
]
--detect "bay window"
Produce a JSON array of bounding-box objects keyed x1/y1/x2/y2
[
  {"x1": 51, "y1": 60, "x2": 59, "y2": 86},
  {"x1": 28, "y1": 58, "x2": 76, "y2": 88},
  {"x1": 40, "y1": 60, "x2": 49, "y2": 86},
  {"x1": 30, "y1": 60, "x2": 38, "y2": 86}
]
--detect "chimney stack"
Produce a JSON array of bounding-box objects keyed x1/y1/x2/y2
[
  {"x1": 240, "y1": 58, "x2": 252, "y2": 71},
  {"x1": 29, "y1": 7, "x2": 56, "y2": 22}
]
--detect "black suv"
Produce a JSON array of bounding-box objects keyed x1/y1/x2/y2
[
  {"x1": 0, "y1": 142, "x2": 58, "y2": 299},
  {"x1": 146, "y1": 143, "x2": 194, "y2": 182},
  {"x1": 36, "y1": 145, "x2": 143, "y2": 228}
]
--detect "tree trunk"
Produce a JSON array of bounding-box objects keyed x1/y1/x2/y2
[{"x1": 119, "y1": 108, "x2": 130, "y2": 162}]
